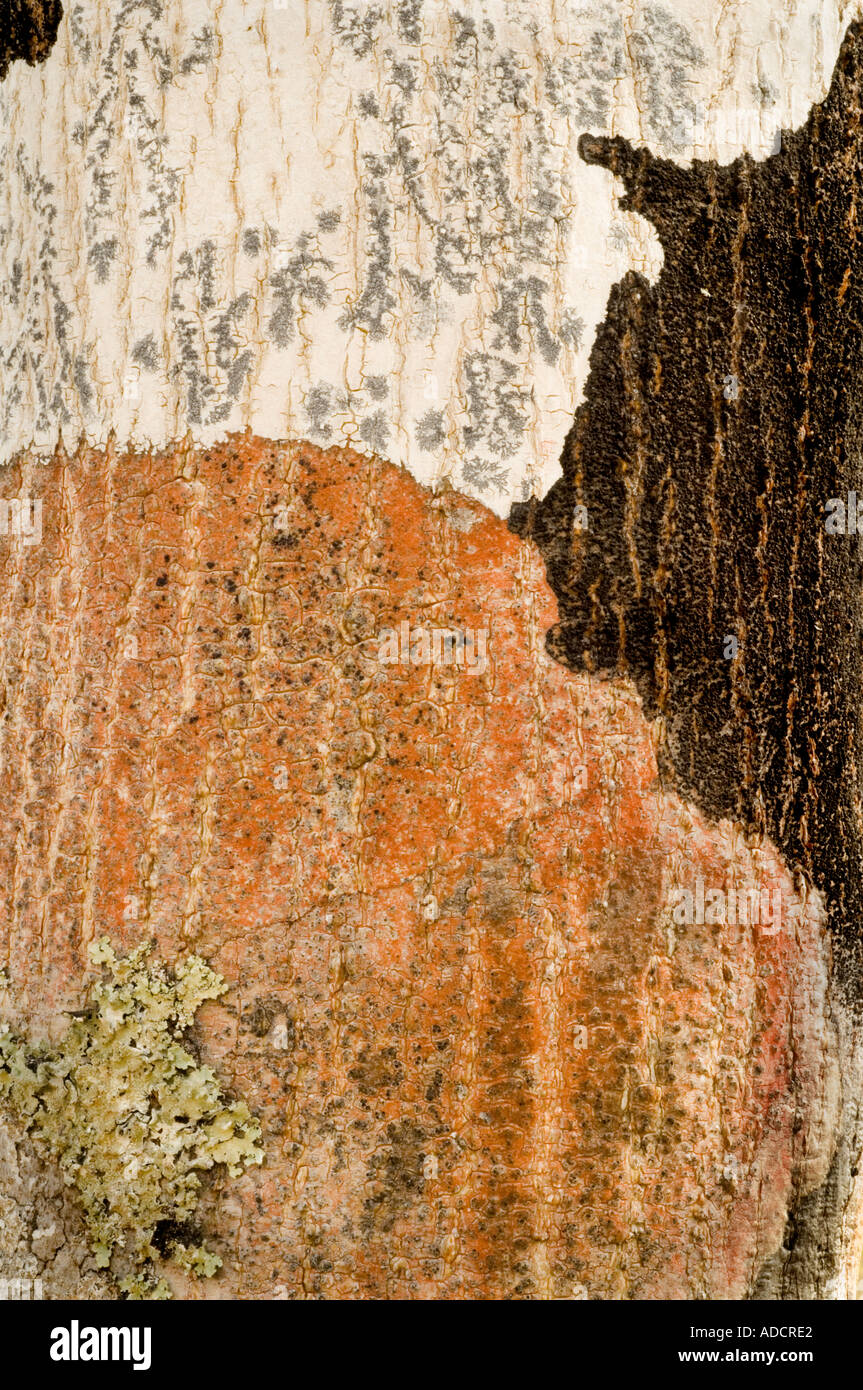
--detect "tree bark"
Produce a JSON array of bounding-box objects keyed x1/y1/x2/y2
[{"x1": 1, "y1": 0, "x2": 862, "y2": 1301}]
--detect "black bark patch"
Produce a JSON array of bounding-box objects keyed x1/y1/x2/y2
[
  {"x1": 0, "y1": 0, "x2": 63, "y2": 81},
  {"x1": 511, "y1": 21, "x2": 863, "y2": 998}
]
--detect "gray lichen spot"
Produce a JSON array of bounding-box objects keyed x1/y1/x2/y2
[
  {"x1": 415, "y1": 408, "x2": 445, "y2": 452},
  {"x1": 303, "y1": 377, "x2": 396, "y2": 454},
  {"x1": 213, "y1": 293, "x2": 253, "y2": 398},
  {"x1": 462, "y1": 457, "x2": 510, "y2": 496},
  {"x1": 131, "y1": 333, "x2": 160, "y2": 373},
  {"x1": 177, "y1": 24, "x2": 217, "y2": 76},
  {"x1": 395, "y1": 0, "x2": 423, "y2": 46},
  {"x1": 304, "y1": 381, "x2": 337, "y2": 440},
  {"x1": 326, "y1": 0, "x2": 384, "y2": 58},
  {"x1": 609, "y1": 219, "x2": 633, "y2": 252},
  {"x1": 72, "y1": 352, "x2": 94, "y2": 413},
  {"x1": 359, "y1": 408, "x2": 390, "y2": 452},
  {"x1": 338, "y1": 155, "x2": 396, "y2": 341},
  {"x1": 492, "y1": 273, "x2": 561, "y2": 366},
  {"x1": 358, "y1": 90, "x2": 380, "y2": 118},
  {"x1": 87, "y1": 239, "x2": 118, "y2": 284},
  {"x1": 68, "y1": 3, "x2": 92, "y2": 62},
  {"x1": 628, "y1": 4, "x2": 705, "y2": 149},
  {"x1": 317, "y1": 208, "x2": 342, "y2": 234},
  {"x1": 268, "y1": 223, "x2": 339, "y2": 348},
  {"x1": 0, "y1": 938, "x2": 263, "y2": 1300},
  {"x1": 390, "y1": 57, "x2": 418, "y2": 95},
  {"x1": 196, "y1": 239, "x2": 217, "y2": 313},
  {"x1": 365, "y1": 373, "x2": 389, "y2": 401},
  {"x1": 242, "y1": 227, "x2": 262, "y2": 257},
  {"x1": 462, "y1": 352, "x2": 526, "y2": 459},
  {"x1": 172, "y1": 244, "x2": 257, "y2": 425},
  {"x1": 559, "y1": 309, "x2": 585, "y2": 349},
  {"x1": 752, "y1": 76, "x2": 779, "y2": 109},
  {"x1": 66, "y1": 3, "x2": 220, "y2": 275}
]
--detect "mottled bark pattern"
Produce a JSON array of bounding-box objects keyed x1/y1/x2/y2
[
  {"x1": 511, "y1": 20, "x2": 863, "y2": 996},
  {"x1": 0, "y1": 439, "x2": 844, "y2": 1298}
]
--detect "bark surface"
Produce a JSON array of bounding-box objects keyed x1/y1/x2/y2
[
  {"x1": 0, "y1": 0, "x2": 62, "y2": 82},
  {"x1": 510, "y1": 19, "x2": 863, "y2": 1296},
  {"x1": 3, "y1": 1, "x2": 863, "y2": 1302},
  {"x1": 512, "y1": 19, "x2": 863, "y2": 997},
  {"x1": 0, "y1": 438, "x2": 853, "y2": 1299}
]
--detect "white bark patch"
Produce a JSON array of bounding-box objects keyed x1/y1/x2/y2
[{"x1": 0, "y1": 0, "x2": 858, "y2": 512}]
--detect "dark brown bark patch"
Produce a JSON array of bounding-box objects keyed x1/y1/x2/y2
[
  {"x1": 0, "y1": 0, "x2": 62, "y2": 82},
  {"x1": 511, "y1": 21, "x2": 863, "y2": 998}
]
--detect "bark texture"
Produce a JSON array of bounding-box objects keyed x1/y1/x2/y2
[
  {"x1": 511, "y1": 19, "x2": 863, "y2": 996},
  {"x1": 3, "y1": 0, "x2": 863, "y2": 1302},
  {"x1": 510, "y1": 17, "x2": 863, "y2": 1296},
  {"x1": 0, "y1": 0, "x2": 846, "y2": 513},
  {"x1": 0, "y1": 438, "x2": 853, "y2": 1298},
  {"x1": 0, "y1": 0, "x2": 62, "y2": 82}
]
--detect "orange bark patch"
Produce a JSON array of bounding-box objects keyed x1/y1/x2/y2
[{"x1": 0, "y1": 437, "x2": 837, "y2": 1298}]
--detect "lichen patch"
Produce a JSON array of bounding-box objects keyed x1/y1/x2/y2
[{"x1": 0, "y1": 938, "x2": 263, "y2": 1299}]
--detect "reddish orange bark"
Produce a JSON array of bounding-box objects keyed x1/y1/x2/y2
[{"x1": 0, "y1": 437, "x2": 841, "y2": 1297}]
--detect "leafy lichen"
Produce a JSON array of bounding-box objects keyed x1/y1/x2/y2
[{"x1": 0, "y1": 938, "x2": 263, "y2": 1299}]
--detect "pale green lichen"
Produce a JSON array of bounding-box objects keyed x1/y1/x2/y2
[{"x1": 0, "y1": 938, "x2": 263, "y2": 1299}]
